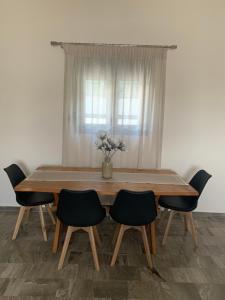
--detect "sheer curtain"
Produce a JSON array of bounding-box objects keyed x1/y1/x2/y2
[{"x1": 62, "y1": 44, "x2": 167, "y2": 168}]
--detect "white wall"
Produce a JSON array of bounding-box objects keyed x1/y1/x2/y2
[{"x1": 0, "y1": 0, "x2": 225, "y2": 211}]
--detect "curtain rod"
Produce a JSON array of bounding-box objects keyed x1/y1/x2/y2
[{"x1": 50, "y1": 41, "x2": 177, "y2": 49}]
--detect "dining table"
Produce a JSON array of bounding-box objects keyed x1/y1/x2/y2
[{"x1": 15, "y1": 166, "x2": 198, "y2": 255}]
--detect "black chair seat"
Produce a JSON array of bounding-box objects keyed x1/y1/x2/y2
[
  {"x1": 110, "y1": 206, "x2": 155, "y2": 226},
  {"x1": 159, "y1": 195, "x2": 197, "y2": 212},
  {"x1": 57, "y1": 209, "x2": 105, "y2": 227},
  {"x1": 17, "y1": 192, "x2": 54, "y2": 207},
  {"x1": 110, "y1": 190, "x2": 157, "y2": 226}
]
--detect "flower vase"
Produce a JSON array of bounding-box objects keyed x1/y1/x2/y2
[{"x1": 102, "y1": 158, "x2": 113, "y2": 179}]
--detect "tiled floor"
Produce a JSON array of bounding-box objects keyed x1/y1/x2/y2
[{"x1": 0, "y1": 209, "x2": 225, "y2": 299}]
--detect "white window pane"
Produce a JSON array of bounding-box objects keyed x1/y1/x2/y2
[
  {"x1": 84, "y1": 79, "x2": 109, "y2": 125},
  {"x1": 117, "y1": 80, "x2": 142, "y2": 127}
]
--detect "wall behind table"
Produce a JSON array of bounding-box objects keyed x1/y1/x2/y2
[{"x1": 0, "y1": 0, "x2": 225, "y2": 211}]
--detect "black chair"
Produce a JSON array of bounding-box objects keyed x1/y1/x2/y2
[
  {"x1": 4, "y1": 164, "x2": 55, "y2": 241},
  {"x1": 109, "y1": 189, "x2": 157, "y2": 269},
  {"x1": 57, "y1": 189, "x2": 106, "y2": 271},
  {"x1": 159, "y1": 169, "x2": 212, "y2": 247}
]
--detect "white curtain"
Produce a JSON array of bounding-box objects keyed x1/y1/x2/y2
[{"x1": 62, "y1": 44, "x2": 167, "y2": 168}]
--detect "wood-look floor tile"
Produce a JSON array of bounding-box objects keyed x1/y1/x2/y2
[
  {"x1": 184, "y1": 255, "x2": 218, "y2": 269},
  {"x1": 70, "y1": 279, "x2": 94, "y2": 298},
  {"x1": 211, "y1": 255, "x2": 225, "y2": 269},
  {"x1": 3, "y1": 278, "x2": 72, "y2": 297},
  {"x1": 0, "y1": 278, "x2": 10, "y2": 295},
  {"x1": 170, "y1": 267, "x2": 209, "y2": 284},
  {"x1": 93, "y1": 280, "x2": 128, "y2": 299},
  {"x1": 128, "y1": 281, "x2": 202, "y2": 300},
  {"x1": 128, "y1": 280, "x2": 159, "y2": 299},
  {"x1": 158, "y1": 282, "x2": 202, "y2": 300},
  {"x1": 108, "y1": 266, "x2": 141, "y2": 281},
  {"x1": 197, "y1": 284, "x2": 225, "y2": 300}
]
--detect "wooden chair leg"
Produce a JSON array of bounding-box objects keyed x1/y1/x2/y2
[
  {"x1": 188, "y1": 213, "x2": 198, "y2": 247},
  {"x1": 58, "y1": 226, "x2": 74, "y2": 270},
  {"x1": 150, "y1": 221, "x2": 156, "y2": 255},
  {"x1": 159, "y1": 208, "x2": 168, "y2": 224},
  {"x1": 24, "y1": 207, "x2": 31, "y2": 224},
  {"x1": 155, "y1": 195, "x2": 160, "y2": 215},
  {"x1": 162, "y1": 210, "x2": 175, "y2": 245},
  {"x1": 112, "y1": 223, "x2": 120, "y2": 245},
  {"x1": 110, "y1": 224, "x2": 125, "y2": 266},
  {"x1": 12, "y1": 206, "x2": 26, "y2": 240},
  {"x1": 52, "y1": 218, "x2": 62, "y2": 253},
  {"x1": 39, "y1": 205, "x2": 47, "y2": 241},
  {"x1": 141, "y1": 226, "x2": 153, "y2": 269},
  {"x1": 93, "y1": 226, "x2": 101, "y2": 247},
  {"x1": 184, "y1": 214, "x2": 190, "y2": 232},
  {"x1": 88, "y1": 226, "x2": 100, "y2": 271},
  {"x1": 46, "y1": 204, "x2": 56, "y2": 225}
]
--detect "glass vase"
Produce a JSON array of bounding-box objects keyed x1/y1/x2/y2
[{"x1": 102, "y1": 158, "x2": 113, "y2": 179}]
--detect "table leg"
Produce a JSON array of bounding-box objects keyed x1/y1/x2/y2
[
  {"x1": 53, "y1": 193, "x2": 59, "y2": 206},
  {"x1": 155, "y1": 195, "x2": 160, "y2": 215},
  {"x1": 150, "y1": 221, "x2": 156, "y2": 255},
  {"x1": 52, "y1": 217, "x2": 62, "y2": 253}
]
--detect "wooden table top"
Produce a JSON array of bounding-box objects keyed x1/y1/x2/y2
[{"x1": 14, "y1": 166, "x2": 198, "y2": 197}]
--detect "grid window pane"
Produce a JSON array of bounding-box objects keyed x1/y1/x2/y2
[
  {"x1": 84, "y1": 79, "x2": 142, "y2": 130},
  {"x1": 85, "y1": 80, "x2": 108, "y2": 124}
]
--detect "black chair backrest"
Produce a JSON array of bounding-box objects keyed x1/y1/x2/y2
[
  {"x1": 4, "y1": 164, "x2": 26, "y2": 188},
  {"x1": 57, "y1": 189, "x2": 104, "y2": 223},
  {"x1": 111, "y1": 189, "x2": 157, "y2": 225},
  {"x1": 189, "y1": 169, "x2": 212, "y2": 199}
]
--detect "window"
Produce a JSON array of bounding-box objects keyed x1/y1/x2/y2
[
  {"x1": 83, "y1": 78, "x2": 143, "y2": 133},
  {"x1": 116, "y1": 80, "x2": 142, "y2": 127}
]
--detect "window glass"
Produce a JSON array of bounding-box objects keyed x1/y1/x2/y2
[{"x1": 84, "y1": 79, "x2": 143, "y2": 132}]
